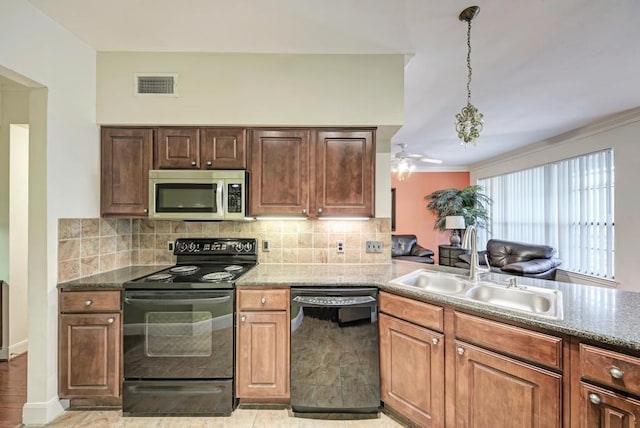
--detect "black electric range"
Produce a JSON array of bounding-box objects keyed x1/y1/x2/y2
[{"x1": 122, "y1": 238, "x2": 256, "y2": 416}]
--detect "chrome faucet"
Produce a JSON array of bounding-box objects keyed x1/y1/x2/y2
[{"x1": 461, "y1": 225, "x2": 490, "y2": 282}]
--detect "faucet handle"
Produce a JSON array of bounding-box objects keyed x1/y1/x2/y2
[{"x1": 506, "y1": 277, "x2": 517, "y2": 287}]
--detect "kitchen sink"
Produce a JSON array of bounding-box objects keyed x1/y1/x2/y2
[
  {"x1": 389, "y1": 269, "x2": 563, "y2": 320},
  {"x1": 390, "y1": 270, "x2": 471, "y2": 294},
  {"x1": 465, "y1": 283, "x2": 561, "y2": 318}
]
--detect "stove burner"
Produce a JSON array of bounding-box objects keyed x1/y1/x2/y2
[
  {"x1": 170, "y1": 265, "x2": 199, "y2": 274},
  {"x1": 200, "y1": 272, "x2": 234, "y2": 282},
  {"x1": 224, "y1": 265, "x2": 244, "y2": 272},
  {"x1": 146, "y1": 273, "x2": 173, "y2": 282}
]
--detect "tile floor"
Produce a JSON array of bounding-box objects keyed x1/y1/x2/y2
[{"x1": 43, "y1": 408, "x2": 406, "y2": 427}]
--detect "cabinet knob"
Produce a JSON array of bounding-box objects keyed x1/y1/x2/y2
[
  {"x1": 609, "y1": 367, "x2": 624, "y2": 379},
  {"x1": 302, "y1": 209, "x2": 307, "y2": 215},
  {"x1": 588, "y1": 393, "x2": 601, "y2": 405},
  {"x1": 432, "y1": 338, "x2": 439, "y2": 345},
  {"x1": 457, "y1": 347, "x2": 465, "y2": 356},
  {"x1": 107, "y1": 318, "x2": 115, "y2": 324},
  {"x1": 144, "y1": 208, "x2": 148, "y2": 213},
  {"x1": 191, "y1": 161, "x2": 197, "y2": 166},
  {"x1": 84, "y1": 300, "x2": 93, "y2": 306},
  {"x1": 240, "y1": 315, "x2": 246, "y2": 323},
  {"x1": 318, "y1": 208, "x2": 323, "y2": 214},
  {"x1": 261, "y1": 297, "x2": 267, "y2": 304},
  {"x1": 207, "y1": 161, "x2": 212, "y2": 166}
]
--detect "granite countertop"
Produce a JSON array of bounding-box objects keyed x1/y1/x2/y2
[
  {"x1": 57, "y1": 265, "x2": 169, "y2": 289},
  {"x1": 57, "y1": 261, "x2": 640, "y2": 352},
  {"x1": 238, "y1": 261, "x2": 640, "y2": 352}
]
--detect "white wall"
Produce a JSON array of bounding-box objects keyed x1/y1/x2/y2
[
  {"x1": 0, "y1": 90, "x2": 29, "y2": 359},
  {"x1": 97, "y1": 52, "x2": 404, "y2": 127},
  {"x1": 9, "y1": 124, "x2": 29, "y2": 357},
  {"x1": 0, "y1": 0, "x2": 97, "y2": 424},
  {"x1": 470, "y1": 110, "x2": 640, "y2": 292}
]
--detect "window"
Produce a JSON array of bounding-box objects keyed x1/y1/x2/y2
[{"x1": 478, "y1": 149, "x2": 614, "y2": 279}]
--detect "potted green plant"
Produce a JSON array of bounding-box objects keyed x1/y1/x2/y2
[{"x1": 424, "y1": 185, "x2": 491, "y2": 232}]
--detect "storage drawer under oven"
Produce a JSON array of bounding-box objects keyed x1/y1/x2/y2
[{"x1": 123, "y1": 380, "x2": 233, "y2": 415}]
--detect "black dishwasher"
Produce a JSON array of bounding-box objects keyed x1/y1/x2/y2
[{"x1": 290, "y1": 287, "x2": 380, "y2": 417}]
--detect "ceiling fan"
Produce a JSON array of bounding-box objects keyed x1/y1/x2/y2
[{"x1": 391, "y1": 144, "x2": 442, "y2": 180}]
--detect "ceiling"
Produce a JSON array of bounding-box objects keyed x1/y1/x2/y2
[{"x1": 27, "y1": 0, "x2": 640, "y2": 167}]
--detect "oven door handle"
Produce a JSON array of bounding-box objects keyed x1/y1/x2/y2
[
  {"x1": 124, "y1": 295, "x2": 231, "y2": 305},
  {"x1": 292, "y1": 295, "x2": 376, "y2": 307}
]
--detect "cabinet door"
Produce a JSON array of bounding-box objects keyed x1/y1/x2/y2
[
  {"x1": 249, "y1": 129, "x2": 310, "y2": 216},
  {"x1": 59, "y1": 313, "x2": 121, "y2": 398},
  {"x1": 379, "y1": 313, "x2": 444, "y2": 427},
  {"x1": 315, "y1": 130, "x2": 375, "y2": 217},
  {"x1": 236, "y1": 311, "x2": 290, "y2": 399},
  {"x1": 578, "y1": 382, "x2": 640, "y2": 428},
  {"x1": 200, "y1": 128, "x2": 246, "y2": 169},
  {"x1": 455, "y1": 341, "x2": 562, "y2": 428},
  {"x1": 101, "y1": 127, "x2": 153, "y2": 216},
  {"x1": 155, "y1": 127, "x2": 200, "y2": 169}
]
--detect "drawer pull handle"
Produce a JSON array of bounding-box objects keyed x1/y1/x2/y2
[
  {"x1": 261, "y1": 297, "x2": 267, "y2": 304},
  {"x1": 432, "y1": 338, "x2": 439, "y2": 345},
  {"x1": 609, "y1": 367, "x2": 624, "y2": 379},
  {"x1": 84, "y1": 300, "x2": 93, "y2": 306},
  {"x1": 588, "y1": 393, "x2": 601, "y2": 405},
  {"x1": 107, "y1": 318, "x2": 115, "y2": 324},
  {"x1": 457, "y1": 347, "x2": 465, "y2": 356},
  {"x1": 241, "y1": 315, "x2": 246, "y2": 322}
]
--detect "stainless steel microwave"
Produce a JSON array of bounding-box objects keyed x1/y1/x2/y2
[{"x1": 148, "y1": 170, "x2": 247, "y2": 220}]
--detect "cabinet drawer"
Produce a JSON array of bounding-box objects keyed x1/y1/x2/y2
[
  {"x1": 237, "y1": 288, "x2": 289, "y2": 311},
  {"x1": 380, "y1": 291, "x2": 444, "y2": 332},
  {"x1": 580, "y1": 344, "x2": 640, "y2": 396},
  {"x1": 60, "y1": 290, "x2": 121, "y2": 313},
  {"x1": 454, "y1": 312, "x2": 563, "y2": 370}
]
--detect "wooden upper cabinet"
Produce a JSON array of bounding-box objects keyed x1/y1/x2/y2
[
  {"x1": 101, "y1": 127, "x2": 153, "y2": 217},
  {"x1": 315, "y1": 129, "x2": 375, "y2": 217},
  {"x1": 200, "y1": 128, "x2": 247, "y2": 169},
  {"x1": 248, "y1": 129, "x2": 311, "y2": 216},
  {"x1": 155, "y1": 127, "x2": 201, "y2": 169}
]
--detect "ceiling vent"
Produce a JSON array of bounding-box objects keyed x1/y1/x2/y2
[{"x1": 134, "y1": 73, "x2": 178, "y2": 96}]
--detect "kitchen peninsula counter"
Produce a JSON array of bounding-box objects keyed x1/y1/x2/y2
[{"x1": 57, "y1": 261, "x2": 640, "y2": 351}]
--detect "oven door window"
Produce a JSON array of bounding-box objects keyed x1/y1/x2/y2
[
  {"x1": 155, "y1": 183, "x2": 218, "y2": 213},
  {"x1": 146, "y1": 311, "x2": 213, "y2": 357}
]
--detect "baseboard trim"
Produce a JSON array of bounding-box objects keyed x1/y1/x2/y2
[
  {"x1": 22, "y1": 396, "x2": 66, "y2": 426},
  {"x1": 9, "y1": 339, "x2": 28, "y2": 359}
]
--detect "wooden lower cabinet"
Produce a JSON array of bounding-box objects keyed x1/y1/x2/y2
[
  {"x1": 59, "y1": 290, "x2": 122, "y2": 403},
  {"x1": 577, "y1": 382, "x2": 640, "y2": 427},
  {"x1": 236, "y1": 288, "x2": 290, "y2": 401},
  {"x1": 454, "y1": 340, "x2": 563, "y2": 428},
  {"x1": 59, "y1": 313, "x2": 121, "y2": 398},
  {"x1": 379, "y1": 313, "x2": 444, "y2": 427}
]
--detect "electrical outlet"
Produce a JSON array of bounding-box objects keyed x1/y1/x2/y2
[
  {"x1": 262, "y1": 240, "x2": 270, "y2": 252},
  {"x1": 336, "y1": 240, "x2": 345, "y2": 253},
  {"x1": 365, "y1": 240, "x2": 383, "y2": 253},
  {"x1": 167, "y1": 241, "x2": 174, "y2": 251}
]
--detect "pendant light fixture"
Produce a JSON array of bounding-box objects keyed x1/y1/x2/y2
[{"x1": 454, "y1": 5, "x2": 484, "y2": 147}]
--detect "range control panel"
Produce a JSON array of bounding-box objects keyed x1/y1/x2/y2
[{"x1": 173, "y1": 238, "x2": 257, "y2": 255}]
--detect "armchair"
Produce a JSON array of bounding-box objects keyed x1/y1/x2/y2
[
  {"x1": 456, "y1": 239, "x2": 562, "y2": 280},
  {"x1": 391, "y1": 235, "x2": 435, "y2": 264}
]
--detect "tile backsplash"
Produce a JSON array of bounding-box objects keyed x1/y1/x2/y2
[{"x1": 58, "y1": 218, "x2": 392, "y2": 282}]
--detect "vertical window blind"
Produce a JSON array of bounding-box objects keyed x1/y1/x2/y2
[{"x1": 478, "y1": 149, "x2": 615, "y2": 279}]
